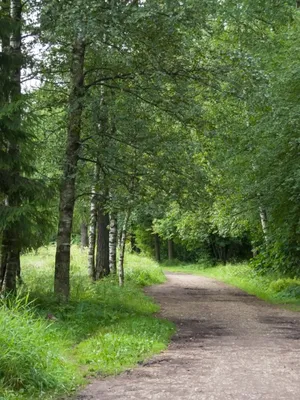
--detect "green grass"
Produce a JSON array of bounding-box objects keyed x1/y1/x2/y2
[
  {"x1": 163, "y1": 261, "x2": 300, "y2": 311},
  {"x1": 0, "y1": 248, "x2": 174, "y2": 400}
]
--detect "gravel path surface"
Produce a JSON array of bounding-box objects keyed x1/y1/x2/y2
[{"x1": 78, "y1": 272, "x2": 300, "y2": 399}]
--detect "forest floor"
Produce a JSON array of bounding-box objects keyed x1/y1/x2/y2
[{"x1": 78, "y1": 272, "x2": 300, "y2": 400}]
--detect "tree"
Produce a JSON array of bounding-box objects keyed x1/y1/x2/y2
[
  {"x1": 1, "y1": 0, "x2": 25, "y2": 293},
  {"x1": 54, "y1": 36, "x2": 86, "y2": 300}
]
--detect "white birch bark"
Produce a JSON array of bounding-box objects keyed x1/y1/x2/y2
[
  {"x1": 118, "y1": 210, "x2": 131, "y2": 287},
  {"x1": 95, "y1": 208, "x2": 110, "y2": 279},
  {"x1": 259, "y1": 206, "x2": 269, "y2": 242},
  {"x1": 109, "y1": 213, "x2": 118, "y2": 274},
  {"x1": 88, "y1": 165, "x2": 99, "y2": 280}
]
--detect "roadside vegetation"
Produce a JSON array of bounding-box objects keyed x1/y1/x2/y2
[
  {"x1": 0, "y1": 247, "x2": 174, "y2": 400},
  {"x1": 164, "y1": 262, "x2": 300, "y2": 311}
]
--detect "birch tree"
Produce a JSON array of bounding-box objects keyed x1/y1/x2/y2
[
  {"x1": 54, "y1": 37, "x2": 86, "y2": 300},
  {"x1": 109, "y1": 213, "x2": 118, "y2": 274}
]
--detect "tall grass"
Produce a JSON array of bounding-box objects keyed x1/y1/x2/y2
[
  {"x1": 0, "y1": 296, "x2": 78, "y2": 399},
  {"x1": 0, "y1": 248, "x2": 173, "y2": 399}
]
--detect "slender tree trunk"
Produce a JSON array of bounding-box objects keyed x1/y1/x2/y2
[
  {"x1": 109, "y1": 213, "x2": 118, "y2": 274},
  {"x1": 16, "y1": 252, "x2": 22, "y2": 284},
  {"x1": 259, "y1": 206, "x2": 268, "y2": 242},
  {"x1": 118, "y1": 210, "x2": 131, "y2": 287},
  {"x1": 221, "y1": 245, "x2": 228, "y2": 265},
  {"x1": 0, "y1": 238, "x2": 7, "y2": 290},
  {"x1": 88, "y1": 166, "x2": 99, "y2": 280},
  {"x1": 168, "y1": 239, "x2": 174, "y2": 260},
  {"x1": 81, "y1": 223, "x2": 89, "y2": 248},
  {"x1": 54, "y1": 38, "x2": 86, "y2": 301},
  {"x1": 216, "y1": 245, "x2": 222, "y2": 262},
  {"x1": 154, "y1": 234, "x2": 161, "y2": 263},
  {"x1": 95, "y1": 208, "x2": 110, "y2": 279},
  {"x1": 118, "y1": 229, "x2": 122, "y2": 250}
]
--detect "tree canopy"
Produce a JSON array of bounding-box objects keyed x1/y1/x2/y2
[{"x1": 0, "y1": 0, "x2": 299, "y2": 297}]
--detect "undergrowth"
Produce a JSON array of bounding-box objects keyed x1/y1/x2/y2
[
  {"x1": 163, "y1": 261, "x2": 300, "y2": 311},
  {"x1": 0, "y1": 247, "x2": 174, "y2": 400}
]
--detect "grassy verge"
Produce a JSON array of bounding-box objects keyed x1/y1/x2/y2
[
  {"x1": 0, "y1": 248, "x2": 174, "y2": 400},
  {"x1": 163, "y1": 261, "x2": 300, "y2": 311}
]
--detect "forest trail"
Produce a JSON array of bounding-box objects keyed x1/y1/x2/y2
[{"x1": 78, "y1": 273, "x2": 300, "y2": 400}]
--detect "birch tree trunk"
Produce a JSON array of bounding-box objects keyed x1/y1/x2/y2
[
  {"x1": 109, "y1": 213, "x2": 118, "y2": 274},
  {"x1": 95, "y1": 208, "x2": 110, "y2": 279},
  {"x1": 259, "y1": 206, "x2": 269, "y2": 242},
  {"x1": 54, "y1": 38, "x2": 85, "y2": 301},
  {"x1": 118, "y1": 210, "x2": 131, "y2": 287},
  {"x1": 88, "y1": 165, "x2": 99, "y2": 280}
]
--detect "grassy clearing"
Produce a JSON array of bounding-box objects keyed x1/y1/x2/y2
[
  {"x1": 0, "y1": 248, "x2": 174, "y2": 400},
  {"x1": 163, "y1": 261, "x2": 300, "y2": 311}
]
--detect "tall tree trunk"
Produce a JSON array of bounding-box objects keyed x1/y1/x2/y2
[
  {"x1": 109, "y1": 213, "x2": 118, "y2": 274},
  {"x1": 81, "y1": 223, "x2": 89, "y2": 249},
  {"x1": 54, "y1": 38, "x2": 85, "y2": 301},
  {"x1": 0, "y1": 3, "x2": 9, "y2": 293},
  {"x1": 1, "y1": 0, "x2": 22, "y2": 294},
  {"x1": 95, "y1": 208, "x2": 110, "y2": 279},
  {"x1": 16, "y1": 253, "x2": 22, "y2": 284},
  {"x1": 88, "y1": 165, "x2": 99, "y2": 280},
  {"x1": 259, "y1": 206, "x2": 268, "y2": 242},
  {"x1": 154, "y1": 234, "x2": 161, "y2": 263},
  {"x1": 168, "y1": 239, "x2": 174, "y2": 260},
  {"x1": 118, "y1": 210, "x2": 131, "y2": 287}
]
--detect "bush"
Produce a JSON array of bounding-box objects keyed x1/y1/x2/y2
[
  {"x1": 251, "y1": 242, "x2": 300, "y2": 277},
  {"x1": 269, "y1": 278, "x2": 300, "y2": 298}
]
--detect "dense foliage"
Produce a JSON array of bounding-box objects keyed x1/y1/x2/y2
[
  {"x1": 0, "y1": 1, "x2": 300, "y2": 398},
  {"x1": 1, "y1": 0, "x2": 299, "y2": 293}
]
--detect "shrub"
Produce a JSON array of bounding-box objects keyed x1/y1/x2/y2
[
  {"x1": 269, "y1": 278, "x2": 300, "y2": 298},
  {"x1": 251, "y1": 242, "x2": 300, "y2": 277}
]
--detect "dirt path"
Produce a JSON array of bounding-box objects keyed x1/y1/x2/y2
[{"x1": 78, "y1": 273, "x2": 300, "y2": 399}]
